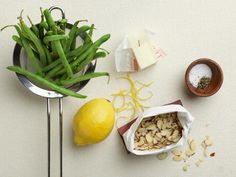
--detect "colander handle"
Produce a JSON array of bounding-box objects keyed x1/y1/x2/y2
[
  {"x1": 46, "y1": 98, "x2": 63, "y2": 177},
  {"x1": 59, "y1": 98, "x2": 63, "y2": 177},
  {"x1": 46, "y1": 98, "x2": 51, "y2": 177}
]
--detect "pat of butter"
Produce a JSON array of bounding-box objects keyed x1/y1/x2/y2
[
  {"x1": 128, "y1": 32, "x2": 158, "y2": 70},
  {"x1": 115, "y1": 29, "x2": 165, "y2": 72},
  {"x1": 132, "y1": 43, "x2": 157, "y2": 69}
]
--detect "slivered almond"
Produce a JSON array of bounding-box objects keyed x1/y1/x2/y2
[
  {"x1": 137, "y1": 128, "x2": 146, "y2": 133},
  {"x1": 146, "y1": 124, "x2": 157, "y2": 130},
  {"x1": 205, "y1": 139, "x2": 213, "y2": 146},
  {"x1": 145, "y1": 134, "x2": 153, "y2": 143},
  {"x1": 171, "y1": 149, "x2": 182, "y2": 156},
  {"x1": 185, "y1": 149, "x2": 195, "y2": 157},
  {"x1": 173, "y1": 155, "x2": 183, "y2": 161},
  {"x1": 190, "y1": 140, "x2": 196, "y2": 151},
  {"x1": 156, "y1": 152, "x2": 168, "y2": 160}
]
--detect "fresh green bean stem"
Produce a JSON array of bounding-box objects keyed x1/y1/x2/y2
[
  {"x1": 41, "y1": 21, "x2": 49, "y2": 31},
  {"x1": 27, "y1": 16, "x2": 39, "y2": 37},
  {"x1": 39, "y1": 7, "x2": 45, "y2": 39},
  {"x1": 84, "y1": 24, "x2": 94, "y2": 43},
  {"x1": 12, "y1": 35, "x2": 22, "y2": 46}
]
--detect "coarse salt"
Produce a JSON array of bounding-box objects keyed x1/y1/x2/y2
[{"x1": 189, "y1": 64, "x2": 212, "y2": 88}]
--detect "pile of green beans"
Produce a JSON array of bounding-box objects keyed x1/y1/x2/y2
[{"x1": 3, "y1": 8, "x2": 111, "y2": 98}]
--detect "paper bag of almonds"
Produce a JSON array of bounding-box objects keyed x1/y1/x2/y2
[{"x1": 122, "y1": 104, "x2": 194, "y2": 155}]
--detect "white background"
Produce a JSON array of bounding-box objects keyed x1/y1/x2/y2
[{"x1": 0, "y1": 0, "x2": 236, "y2": 177}]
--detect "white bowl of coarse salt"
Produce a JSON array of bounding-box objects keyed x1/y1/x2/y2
[{"x1": 185, "y1": 58, "x2": 224, "y2": 97}]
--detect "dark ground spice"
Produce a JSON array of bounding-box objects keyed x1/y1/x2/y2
[{"x1": 197, "y1": 77, "x2": 211, "y2": 89}]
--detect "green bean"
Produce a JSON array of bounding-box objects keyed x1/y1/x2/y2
[
  {"x1": 43, "y1": 34, "x2": 69, "y2": 44},
  {"x1": 12, "y1": 35, "x2": 22, "y2": 46},
  {"x1": 64, "y1": 20, "x2": 88, "y2": 51},
  {"x1": 58, "y1": 18, "x2": 67, "y2": 31},
  {"x1": 27, "y1": 16, "x2": 39, "y2": 37},
  {"x1": 19, "y1": 19, "x2": 47, "y2": 66},
  {"x1": 44, "y1": 9, "x2": 73, "y2": 78},
  {"x1": 21, "y1": 41, "x2": 43, "y2": 76},
  {"x1": 53, "y1": 50, "x2": 96, "y2": 78},
  {"x1": 38, "y1": 7, "x2": 45, "y2": 39},
  {"x1": 57, "y1": 27, "x2": 65, "y2": 34},
  {"x1": 7, "y1": 66, "x2": 86, "y2": 98},
  {"x1": 75, "y1": 50, "x2": 96, "y2": 73},
  {"x1": 43, "y1": 45, "x2": 52, "y2": 64},
  {"x1": 76, "y1": 25, "x2": 91, "y2": 38},
  {"x1": 66, "y1": 42, "x2": 92, "y2": 58},
  {"x1": 45, "y1": 30, "x2": 53, "y2": 36},
  {"x1": 43, "y1": 57, "x2": 68, "y2": 73},
  {"x1": 64, "y1": 20, "x2": 81, "y2": 52},
  {"x1": 47, "y1": 34, "x2": 110, "y2": 77},
  {"x1": 60, "y1": 72, "x2": 109, "y2": 86},
  {"x1": 12, "y1": 24, "x2": 38, "y2": 53},
  {"x1": 40, "y1": 21, "x2": 49, "y2": 31},
  {"x1": 60, "y1": 74, "x2": 68, "y2": 81},
  {"x1": 41, "y1": 9, "x2": 56, "y2": 30},
  {"x1": 43, "y1": 42, "x2": 92, "y2": 73},
  {"x1": 45, "y1": 31, "x2": 57, "y2": 57},
  {"x1": 94, "y1": 51, "x2": 107, "y2": 59},
  {"x1": 71, "y1": 34, "x2": 110, "y2": 68},
  {"x1": 84, "y1": 24, "x2": 94, "y2": 43},
  {"x1": 12, "y1": 35, "x2": 39, "y2": 60},
  {"x1": 58, "y1": 51, "x2": 106, "y2": 80},
  {"x1": 46, "y1": 64, "x2": 64, "y2": 79},
  {"x1": 12, "y1": 34, "x2": 39, "y2": 57},
  {"x1": 70, "y1": 38, "x2": 76, "y2": 50},
  {"x1": 14, "y1": 25, "x2": 43, "y2": 75}
]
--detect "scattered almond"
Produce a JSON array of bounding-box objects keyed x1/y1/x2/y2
[
  {"x1": 190, "y1": 140, "x2": 196, "y2": 151},
  {"x1": 145, "y1": 133, "x2": 153, "y2": 143},
  {"x1": 185, "y1": 149, "x2": 195, "y2": 157},
  {"x1": 173, "y1": 155, "x2": 184, "y2": 161},
  {"x1": 182, "y1": 164, "x2": 190, "y2": 171},
  {"x1": 156, "y1": 152, "x2": 168, "y2": 160},
  {"x1": 195, "y1": 158, "x2": 203, "y2": 167},
  {"x1": 171, "y1": 149, "x2": 182, "y2": 156}
]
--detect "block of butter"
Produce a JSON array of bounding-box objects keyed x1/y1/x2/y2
[{"x1": 115, "y1": 30, "x2": 166, "y2": 72}]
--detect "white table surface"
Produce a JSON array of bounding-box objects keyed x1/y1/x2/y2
[{"x1": 0, "y1": 0, "x2": 236, "y2": 177}]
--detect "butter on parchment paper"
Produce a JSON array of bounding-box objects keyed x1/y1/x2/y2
[{"x1": 115, "y1": 30, "x2": 166, "y2": 72}]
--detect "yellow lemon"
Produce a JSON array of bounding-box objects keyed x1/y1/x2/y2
[{"x1": 73, "y1": 98, "x2": 115, "y2": 145}]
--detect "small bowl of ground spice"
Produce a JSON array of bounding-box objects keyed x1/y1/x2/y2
[{"x1": 185, "y1": 58, "x2": 223, "y2": 97}]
